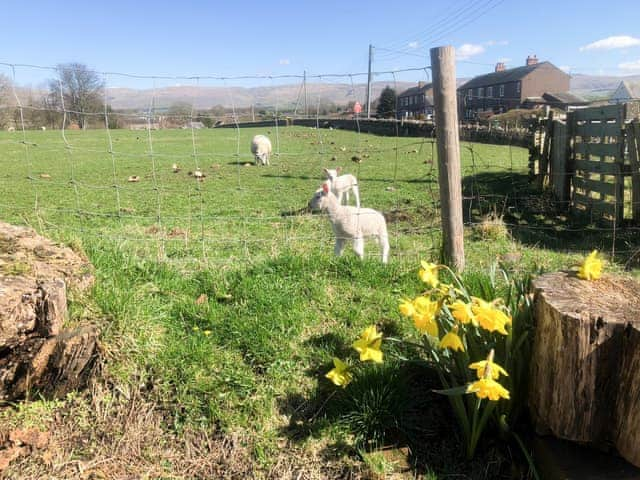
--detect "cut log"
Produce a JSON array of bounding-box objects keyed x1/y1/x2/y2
[
  {"x1": 530, "y1": 271, "x2": 640, "y2": 467},
  {"x1": 0, "y1": 222, "x2": 97, "y2": 401}
]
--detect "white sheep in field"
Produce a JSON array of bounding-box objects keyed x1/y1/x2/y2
[
  {"x1": 323, "y1": 167, "x2": 360, "y2": 208},
  {"x1": 251, "y1": 134, "x2": 272, "y2": 166},
  {"x1": 309, "y1": 183, "x2": 389, "y2": 263}
]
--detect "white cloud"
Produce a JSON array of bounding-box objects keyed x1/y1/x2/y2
[
  {"x1": 457, "y1": 43, "x2": 485, "y2": 60},
  {"x1": 485, "y1": 40, "x2": 509, "y2": 46},
  {"x1": 580, "y1": 35, "x2": 640, "y2": 51},
  {"x1": 559, "y1": 65, "x2": 572, "y2": 72},
  {"x1": 619, "y1": 59, "x2": 640, "y2": 71},
  {"x1": 279, "y1": 59, "x2": 290, "y2": 65},
  {"x1": 408, "y1": 41, "x2": 419, "y2": 49}
]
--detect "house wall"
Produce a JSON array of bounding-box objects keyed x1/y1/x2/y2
[
  {"x1": 521, "y1": 64, "x2": 570, "y2": 101},
  {"x1": 397, "y1": 88, "x2": 433, "y2": 118}
]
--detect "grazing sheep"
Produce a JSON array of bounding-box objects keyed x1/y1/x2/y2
[
  {"x1": 323, "y1": 167, "x2": 360, "y2": 208},
  {"x1": 251, "y1": 135, "x2": 272, "y2": 166},
  {"x1": 309, "y1": 183, "x2": 389, "y2": 263}
]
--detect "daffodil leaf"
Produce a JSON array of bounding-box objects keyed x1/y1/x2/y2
[{"x1": 433, "y1": 385, "x2": 470, "y2": 396}]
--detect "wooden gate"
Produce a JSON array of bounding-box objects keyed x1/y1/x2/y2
[{"x1": 570, "y1": 104, "x2": 626, "y2": 223}]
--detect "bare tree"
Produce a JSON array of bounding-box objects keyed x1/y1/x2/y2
[
  {"x1": 0, "y1": 74, "x2": 12, "y2": 129},
  {"x1": 47, "y1": 63, "x2": 104, "y2": 129}
]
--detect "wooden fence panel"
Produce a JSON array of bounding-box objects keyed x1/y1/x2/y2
[
  {"x1": 627, "y1": 120, "x2": 640, "y2": 222},
  {"x1": 571, "y1": 104, "x2": 625, "y2": 223}
]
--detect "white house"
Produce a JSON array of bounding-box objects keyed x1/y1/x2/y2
[{"x1": 610, "y1": 80, "x2": 640, "y2": 104}]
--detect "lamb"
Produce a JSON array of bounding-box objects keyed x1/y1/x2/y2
[
  {"x1": 323, "y1": 167, "x2": 360, "y2": 208},
  {"x1": 309, "y1": 183, "x2": 389, "y2": 263},
  {"x1": 251, "y1": 134, "x2": 272, "y2": 166}
]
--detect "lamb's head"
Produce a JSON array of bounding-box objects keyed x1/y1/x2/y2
[
  {"x1": 308, "y1": 182, "x2": 332, "y2": 212},
  {"x1": 323, "y1": 167, "x2": 342, "y2": 183}
]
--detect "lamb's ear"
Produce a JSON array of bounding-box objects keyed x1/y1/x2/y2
[
  {"x1": 322, "y1": 183, "x2": 329, "y2": 194},
  {"x1": 323, "y1": 168, "x2": 329, "y2": 176}
]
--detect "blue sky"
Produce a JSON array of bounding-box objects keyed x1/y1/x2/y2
[{"x1": 1, "y1": 0, "x2": 639, "y2": 89}]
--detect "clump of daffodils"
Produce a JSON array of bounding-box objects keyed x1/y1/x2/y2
[{"x1": 577, "y1": 250, "x2": 603, "y2": 281}]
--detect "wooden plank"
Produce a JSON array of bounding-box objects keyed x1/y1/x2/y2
[
  {"x1": 573, "y1": 104, "x2": 624, "y2": 122},
  {"x1": 573, "y1": 177, "x2": 617, "y2": 197},
  {"x1": 574, "y1": 142, "x2": 621, "y2": 158},
  {"x1": 574, "y1": 122, "x2": 622, "y2": 138},
  {"x1": 573, "y1": 193, "x2": 617, "y2": 216},
  {"x1": 574, "y1": 159, "x2": 621, "y2": 175},
  {"x1": 551, "y1": 120, "x2": 570, "y2": 203}
]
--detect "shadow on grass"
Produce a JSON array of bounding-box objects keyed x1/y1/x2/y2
[
  {"x1": 462, "y1": 171, "x2": 640, "y2": 265},
  {"x1": 277, "y1": 361, "x2": 517, "y2": 479}
]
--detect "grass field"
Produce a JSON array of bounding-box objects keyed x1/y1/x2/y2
[{"x1": 0, "y1": 126, "x2": 633, "y2": 478}]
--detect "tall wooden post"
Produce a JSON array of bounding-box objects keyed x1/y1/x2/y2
[{"x1": 430, "y1": 45, "x2": 465, "y2": 271}]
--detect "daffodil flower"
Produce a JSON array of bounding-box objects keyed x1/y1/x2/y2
[
  {"x1": 449, "y1": 300, "x2": 474, "y2": 324},
  {"x1": 577, "y1": 250, "x2": 603, "y2": 281},
  {"x1": 418, "y1": 260, "x2": 439, "y2": 288},
  {"x1": 399, "y1": 298, "x2": 415, "y2": 317},
  {"x1": 471, "y1": 299, "x2": 511, "y2": 335},
  {"x1": 412, "y1": 296, "x2": 440, "y2": 336},
  {"x1": 203, "y1": 330, "x2": 212, "y2": 336},
  {"x1": 353, "y1": 325, "x2": 383, "y2": 363},
  {"x1": 468, "y1": 359, "x2": 509, "y2": 380},
  {"x1": 466, "y1": 378, "x2": 510, "y2": 401},
  {"x1": 325, "y1": 358, "x2": 353, "y2": 387},
  {"x1": 439, "y1": 326, "x2": 465, "y2": 352}
]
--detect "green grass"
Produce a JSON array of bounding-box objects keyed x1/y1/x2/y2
[{"x1": 0, "y1": 126, "x2": 631, "y2": 476}]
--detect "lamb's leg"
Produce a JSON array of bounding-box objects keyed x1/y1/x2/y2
[
  {"x1": 380, "y1": 234, "x2": 390, "y2": 264},
  {"x1": 337, "y1": 191, "x2": 344, "y2": 205},
  {"x1": 344, "y1": 191, "x2": 350, "y2": 205},
  {"x1": 353, "y1": 237, "x2": 365, "y2": 260},
  {"x1": 352, "y1": 185, "x2": 360, "y2": 208},
  {"x1": 334, "y1": 237, "x2": 346, "y2": 257}
]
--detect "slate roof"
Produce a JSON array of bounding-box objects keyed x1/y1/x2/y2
[
  {"x1": 542, "y1": 92, "x2": 588, "y2": 105},
  {"x1": 458, "y1": 62, "x2": 559, "y2": 90},
  {"x1": 620, "y1": 81, "x2": 640, "y2": 99},
  {"x1": 398, "y1": 83, "x2": 432, "y2": 97}
]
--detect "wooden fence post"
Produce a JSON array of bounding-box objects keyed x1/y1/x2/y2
[{"x1": 430, "y1": 45, "x2": 465, "y2": 271}]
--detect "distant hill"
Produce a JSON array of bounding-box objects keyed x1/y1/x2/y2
[{"x1": 7, "y1": 74, "x2": 638, "y2": 110}]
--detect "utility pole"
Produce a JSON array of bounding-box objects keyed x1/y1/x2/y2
[
  {"x1": 366, "y1": 44, "x2": 374, "y2": 119},
  {"x1": 430, "y1": 45, "x2": 465, "y2": 271},
  {"x1": 303, "y1": 70, "x2": 308, "y2": 118}
]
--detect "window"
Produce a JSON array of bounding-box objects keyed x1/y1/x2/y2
[
  {"x1": 478, "y1": 87, "x2": 484, "y2": 98},
  {"x1": 409, "y1": 96, "x2": 413, "y2": 105},
  {"x1": 467, "y1": 89, "x2": 473, "y2": 99},
  {"x1": 499, "y1": 84, "x2": 505, "y2": 97},
  {"x1": 516, "y1": 81, "x2": 521, "y2": 94},
  {"x1": 487, "y1": 86, "x2": 493, "y2": 97}
]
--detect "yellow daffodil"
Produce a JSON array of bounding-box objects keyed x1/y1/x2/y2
[
  {"x1": 325, "y1": 358, "x2": 353, "y2": 387},
  {"x1": 353, "y1": 325, "x2": 383, "y2": 363},
  {"x1": 468, "y1": 360, "x2": 509, "y2": 380},
  {"x1": 399, "y1": 298, "x2": 415, "y2": 317},
  {"x1": 192, "y1": 326, "x2": 200, "y2": 331},
  {"x1": 449, "y1": 300, "x2": 474, "y2": 324},
  {"x1": 471, "y1": 299, "x2": 511, "y2": 335},
  {"x1": 577, "y1": 250, "x2": 603, "y2": 281},
  {"x1": 418, "y1": 260, "x2": 439, "y2": 288},
  {"x1": 439, "y1": 325, "x2": 465, "y2": 352},
  {"x1": 203, "y1": 330, "x2": 212, "y2": 336},
  {"x1": 466, "y1": 378, "x2": 510, "y2": 401},
  {"x1": 412, "y1": 296, "x2": 440, "y2": 336}
]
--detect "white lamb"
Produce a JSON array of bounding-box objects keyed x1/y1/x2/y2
[
  {"x1": 323, "y1": 167, "x2": 360, "y2": 208},
  {"x1": 309, "y1": 183, "x2": 389, "y2": 263},
  {"x1": 251, "y1": 134, "x2": 272, "y2": 166}
]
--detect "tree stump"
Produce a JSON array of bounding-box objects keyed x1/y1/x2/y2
[
  {"x1": 530, "y1": 271, "x2": 640, "y2": 467},
  {"x1": 0, "y1": 222, "x2": 97, "y2": 401}
]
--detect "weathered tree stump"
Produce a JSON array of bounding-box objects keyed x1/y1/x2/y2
[
  {"x1": 530, "y1": 271, "x2": 640, "y2": 467},
  {"x1": 0, "y1": 222, "x2": 97, "y2": 401}
]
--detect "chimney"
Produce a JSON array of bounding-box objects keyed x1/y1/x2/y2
[
  {"x1": 495, "y1": 62, "x2": 506, "y2": 72},
  {"x1": 526, "y1": 55, "x2": 538, "y2": 66}
]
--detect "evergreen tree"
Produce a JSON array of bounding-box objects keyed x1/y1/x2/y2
[{"x1": 376, "y1": 86, "x2": 397, "y2": 118}]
